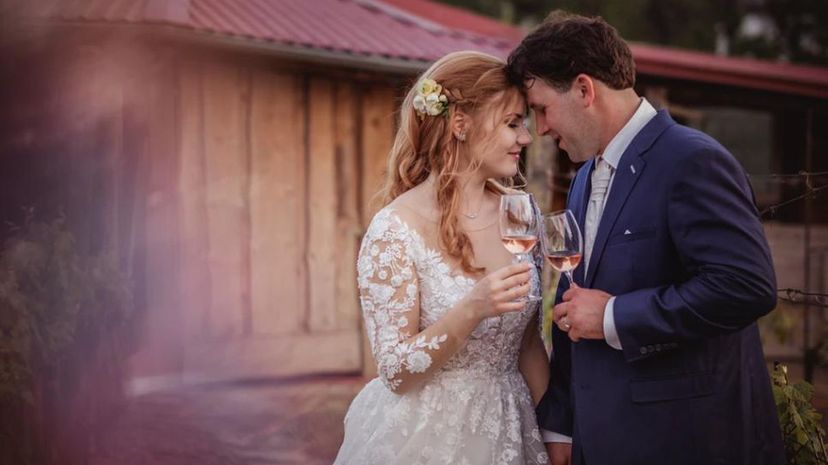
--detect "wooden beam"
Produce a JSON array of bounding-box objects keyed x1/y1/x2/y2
[
  {"x1": 202, "y1": 62, "x2": 248, "y2": 339},
  {"x1": 359, "y1": 86, "x2": 396, "y2": 225},
  {"x1": 177, "y1": 60, "x2": 213, "y2": 342},
  {"x1": 248, "y1": 69, "x2": 308, "y2": 335},
  {"x1": 307, "y1": 77, "x2": 339, "y2": 332},
  {"x1": 334, "y1": 81, "x2": 362, "y2": 332}
]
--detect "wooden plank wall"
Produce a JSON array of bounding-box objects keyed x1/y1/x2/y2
[
  {"x1": 201, "y1": 62, "x2": 248, "y2": 340},
  {"x1": 248, "y1": 69, "x2": 307, "y2": 337},
  {"x1": 307, "y1": 78, "x2": 338, "y2": 332},
  {"x1": 361, "y1": 86, "x2": 397, "y2": 224},
  {"x1": 356, "y1": 85, "x2": 396, "y2": 376},
  {"x1": 128, "y1": 54, "x2": 399, "y2": 382}
]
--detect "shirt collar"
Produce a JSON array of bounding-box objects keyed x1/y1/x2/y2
[{"x1": 599, "y1": 98, "x2": 657, "y2": 170}]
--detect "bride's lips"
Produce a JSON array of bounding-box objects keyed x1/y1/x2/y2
[{"x1": 508, "y1": 151, "x2": 521, "y2": 161}]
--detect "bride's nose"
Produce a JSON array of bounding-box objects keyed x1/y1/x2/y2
[{"x1": 517, "y1": 127, "x2": 533, "y2": 146}]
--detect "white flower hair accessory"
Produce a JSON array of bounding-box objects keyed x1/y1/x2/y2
[{"x1": 412, "y1": 78, "x2": 449, "y2": 117}]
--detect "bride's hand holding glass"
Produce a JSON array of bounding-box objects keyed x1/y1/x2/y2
[
  {"x1": 499, "y1": 193, "x2": 542, "y2": 302},
  {"x1": 461, "y1": 262, "x2": 532, "y2": 321}
]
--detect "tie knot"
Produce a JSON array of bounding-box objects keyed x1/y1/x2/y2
[
  {"x1": 594, "y1": 157, "x2": 612, "y2": 175},
  {"x1": 590, "y1": 158, "x2": 612, "y2": 200}
]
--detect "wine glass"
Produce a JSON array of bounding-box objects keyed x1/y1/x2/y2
[
  {"x1": 499, "y1": 193, "x2": 542, "y2": 302},
  {"x1": 543, "y1": 209, "x2": 583, "y2": 286}
]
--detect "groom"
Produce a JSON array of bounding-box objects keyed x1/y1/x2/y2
[{"x1": 507, "y1": 11, "x2": 785, "y2": 465}]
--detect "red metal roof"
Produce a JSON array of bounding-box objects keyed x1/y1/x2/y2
[
  {"x1": 631, "y1": 42, "x2": 828, "y2": 99},
  {"x1": 379, "y1": 0, "x2": 523, "y2": 42},
  {"x1": 39, "y1": 0, "x2": 828, "y2": 98},
  {"x1": 46, "y1": 0, "x2": 513, "y2": 62}
]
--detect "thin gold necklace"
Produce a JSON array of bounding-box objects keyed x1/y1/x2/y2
[
  {"x1": 462, "y1": 191, "x2": 486, "y2": 219},
  {"x1": 462, "y1": 208, "x2": 482, "y2": 219}
]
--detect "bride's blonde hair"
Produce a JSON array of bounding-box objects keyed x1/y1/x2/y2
[{"x1": 380, "y1": 51, "x2": 524, "y2": 275}]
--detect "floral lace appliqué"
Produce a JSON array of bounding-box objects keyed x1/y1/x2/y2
[
  {"x1": 358, "y1": 209, "x2": 449, "y2": 391},
  {"x1": 337, "y1": 206, "x2": 548, "y2": 465}
]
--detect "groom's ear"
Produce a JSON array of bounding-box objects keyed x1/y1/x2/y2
[{"x1": 573, "y1": 74, "x2": 596, "y2": 107}]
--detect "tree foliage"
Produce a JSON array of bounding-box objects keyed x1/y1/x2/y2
[
  {"x1": 438, "y1": 0, "x2": 828, "y2": 65},
  {"x1": 772, "y1": 364, "x2": 828, "y2": 465},
  {"x1": 0, "y1": 210, "x2": 133, "y2": 465}
]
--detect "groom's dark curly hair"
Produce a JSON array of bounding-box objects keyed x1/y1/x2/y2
[{"x1": 506, "y1": 10, "x2": 636, "y2": 91}]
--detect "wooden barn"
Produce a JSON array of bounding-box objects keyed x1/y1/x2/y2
[
  {"x1": 0, "y1": 0, "x2": 523, "y2": 392},
  {"x1": 2, "y1": 0, "x2": 827, "y2": 396}
]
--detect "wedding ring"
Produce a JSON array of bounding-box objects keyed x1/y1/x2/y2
[{"x1": 561, "y1": 317, "x2": 571, "y2": 331}]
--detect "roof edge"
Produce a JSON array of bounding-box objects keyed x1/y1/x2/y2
[
  {"x1": 190, "y1": 28, "x2": 431, "y2": 74},
  {"x1": 629, "y1": 41, "x2": 828, "y2": 98},
  {"x1": 42, "y1": 18, "x2": 432, "y2": 75}
]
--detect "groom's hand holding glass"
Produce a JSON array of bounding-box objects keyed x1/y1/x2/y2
[
  {"x1": 554, "y1": 283, "x2": 612, "y2": 342},
  {"x1": 544, "y1": 210, "x2": 613, "y2": 342}
]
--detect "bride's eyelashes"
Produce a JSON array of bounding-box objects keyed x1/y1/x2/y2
[{"x1": 507, "y1": 117, "x2": 523, "y2": 129}]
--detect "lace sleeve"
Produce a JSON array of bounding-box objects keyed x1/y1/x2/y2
[{"x1": 357, "y1": 210, "x2": 447, "y2": 392}]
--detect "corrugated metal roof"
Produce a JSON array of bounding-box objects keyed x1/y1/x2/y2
[
  {"x1": 632, "y1": 42, "x2": 828, "y2": 99},
  {"x1": 379, "y1": 0, "x2": 523, "y2": 42},
  {"x1": 37, "y1": 0, "x2": 828, "y2": 98},
  {"x1": 46, "y1": 0, "x2": 513, "y2": 63}
]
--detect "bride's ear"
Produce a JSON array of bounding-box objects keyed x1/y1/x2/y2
[{"x1": 450, "y1": 110, "x2": 470, "y2": 142}]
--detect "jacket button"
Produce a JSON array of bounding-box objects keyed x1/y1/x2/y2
[
  {"x1": 640, "y1": 347, "x2": 647, "y2": 355},
  {"x1": 656, "y1": 344, "x2": 662, "y2": 351}
]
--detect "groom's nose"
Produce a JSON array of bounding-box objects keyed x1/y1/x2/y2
[
  {"x1": 518, "y1": 130, "x2": 532, "y2": 146},
  {"x1": 534, "y1": 115, "x2": 550, "y2": 136}
]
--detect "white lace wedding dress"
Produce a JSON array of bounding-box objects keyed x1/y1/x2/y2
[{"x1": 333, "y1": 207, "x2": 549, "y2": 465}]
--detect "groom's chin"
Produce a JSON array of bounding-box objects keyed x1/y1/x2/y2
[
  {"x1": 560, "y1": 149, "x2": 578, "y2": 163},
  {"x1": 556, "y1": 142, "x2": 580, "y2": 164},
  {"x1": 565, "y1": 151, "x2": 591, "y2": 164}
]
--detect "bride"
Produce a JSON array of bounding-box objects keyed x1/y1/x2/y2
[{"x1": 333, "y1": 51, "x2": 550, "y2": 465}]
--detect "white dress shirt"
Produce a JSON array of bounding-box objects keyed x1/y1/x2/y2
[{"x1": 542, "y1": 98, "x2": 657, "y2": 444}]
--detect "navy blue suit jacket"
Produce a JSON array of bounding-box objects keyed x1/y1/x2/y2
[{"x1": 536, "y1": 111, "x2": 785, "y2": 465}]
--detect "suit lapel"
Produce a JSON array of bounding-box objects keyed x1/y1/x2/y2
[
  {"x1": 572, "y1": 158, "x2": 593, "y2": 286},
  {"x1": 585, "y1": 110, "x2": 674, "y2": 287}
]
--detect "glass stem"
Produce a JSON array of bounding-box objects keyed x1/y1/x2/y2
[
  {"x1": 513, "y1": 252, "x2": 531, "y2": 264},
  {"x1": 513, "y1": 253, "x2": 541, "y2": 301}
]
